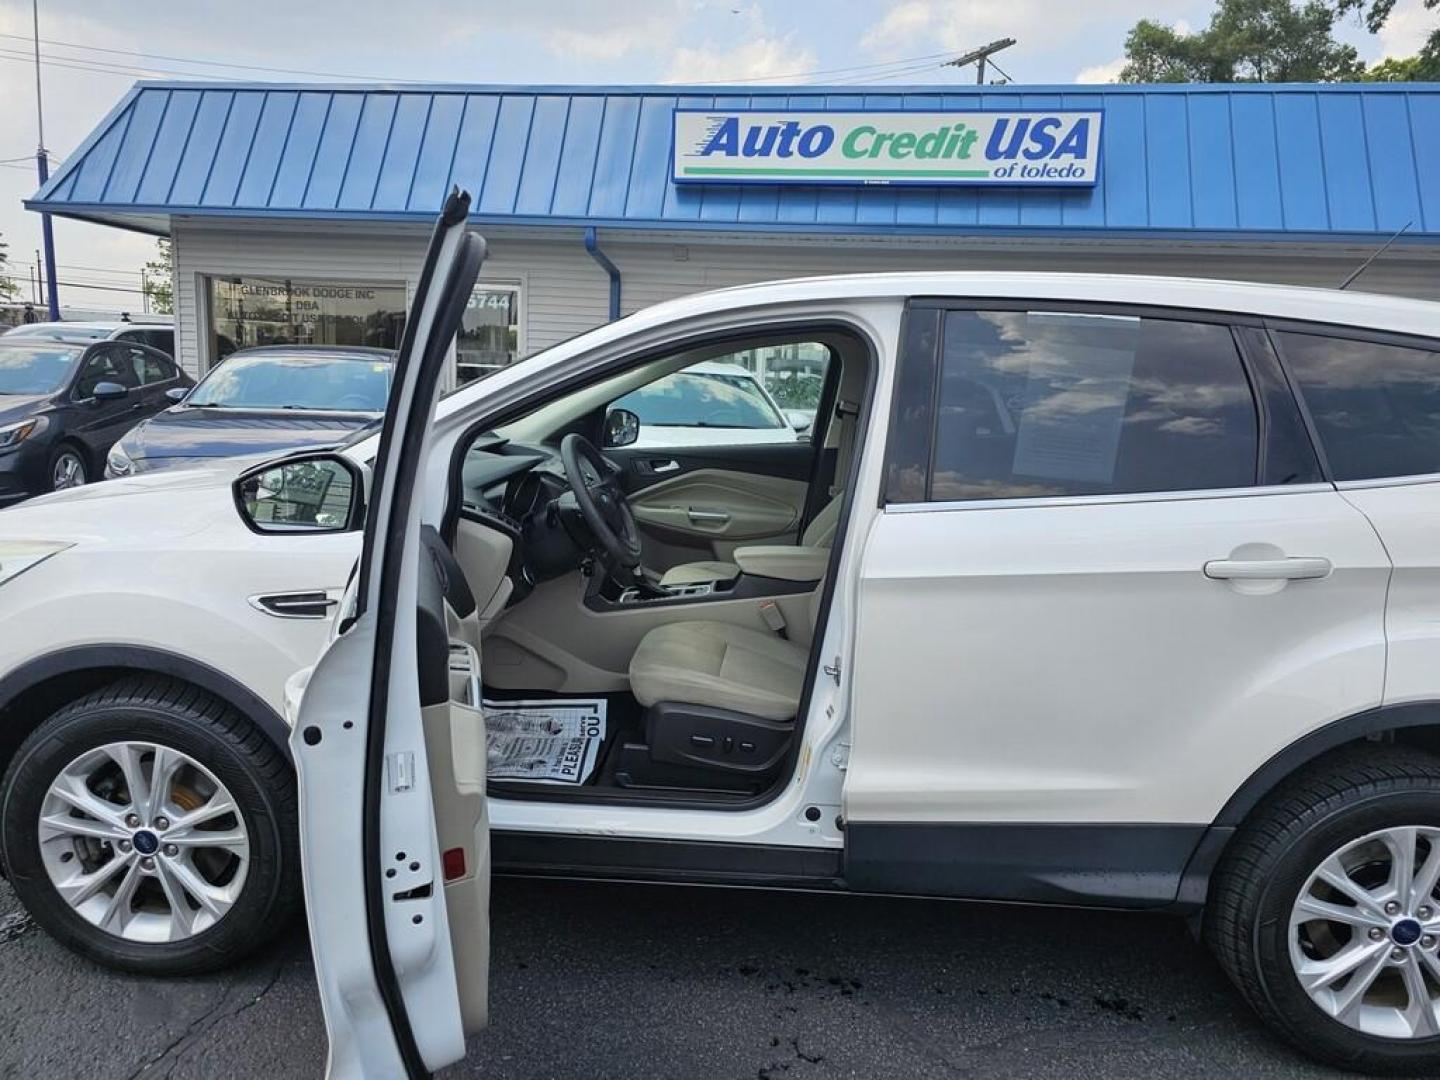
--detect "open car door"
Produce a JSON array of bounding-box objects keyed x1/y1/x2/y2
[{"x1": 292, "y1": 190, "x2": 488, "y2": 1079}]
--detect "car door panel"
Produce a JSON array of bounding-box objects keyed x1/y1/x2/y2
[
  {"x1": 70, "y1": 344, "x2": 144, "y2": 458},
  {"x1": 292, "y1": 191, "x2": 485, "y2": 1078},
  {"x1": 845, "y1": 303, "x2": 1391, "y2": 868},
  {"x1": 608, "y1": 442, "x2": 814, "y2": 565},
  {"x1": 849, "y1": 489, "x2": 1390, "y2": 830}
]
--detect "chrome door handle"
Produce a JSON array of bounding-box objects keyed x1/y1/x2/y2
[
  {"x1": 1203, "y1": 557, "x2": 1333, "y2": 581},
  {"x1": 651, "y1": 459, "x2": 680, "y2": 474},
  {"x1": 686, "y1": 508, "x2": 730, "y2": 524}
]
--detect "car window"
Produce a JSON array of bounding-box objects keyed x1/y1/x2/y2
[
  {"x1": 613, "y1": 367, "x2": 786, "y2": 431},
  {"x1": 929, "y1": 310, "x2": 1258, "y2": 501},
  {"x1": 136, "y1": 349, "x2": 176, "y2": 385},
  {"x1": 0, "y1": 342, "x2": 83, "y2": 394},
  {"x1": 74, "y1": 345, "x2": 140, "y2": 398},
  {"x1": 1273, "y1": 330, "x2": 1440, "y2": 482},
  {"x1": 187, "y1": 352, "x2": 394, "y2": 411}
]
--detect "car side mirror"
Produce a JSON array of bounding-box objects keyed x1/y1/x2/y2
[
  {"x1": 783, "y1": 409, "x2": 813, "y2": 435},
  {"x1": 234, "y1": 452, "x2": 364, "y2": 534},
  {"x1": 92, "y1": 381, "x2": 128, "y2": 401},
  {"x1": 603, "y1": 407, "x2": 640, "y2": 448},
  {"x1": 165, "y1": 386, "x2": 189, "y2": 404}
]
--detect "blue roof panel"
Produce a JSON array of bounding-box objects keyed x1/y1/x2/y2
[{"x1": 28, "y1": 81, "x2": 1440, "y2": 240}]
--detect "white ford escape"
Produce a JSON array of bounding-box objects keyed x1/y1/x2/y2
[{"x1": 4, "y1": 195, "x2": 1440, "y2": 1075}]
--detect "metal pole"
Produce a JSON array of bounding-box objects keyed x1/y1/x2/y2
[
  {"x1": 33, "y1": 0, "x2": 59, "y2": 321},
  {"x1": 977, "y1": 57, "x2": 985, "y2": 84}
]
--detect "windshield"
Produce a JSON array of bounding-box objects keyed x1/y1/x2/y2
[
  {"x1": 613, "y1": 371, "x2": 786, "y2": 429},
  {"x1": 187, "y1": 352, "x2": 394, "y2": 412},
  {"x1": 0, "y1": 342, "x2": 82, "y2": 394}
]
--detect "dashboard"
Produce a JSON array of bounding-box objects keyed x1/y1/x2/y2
[{"x1": 457, "y1": 433, "x2": 589, "y2": 594}]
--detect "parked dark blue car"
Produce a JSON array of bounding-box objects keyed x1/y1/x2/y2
[
  {"x1": 0, "y1": 336, "x2": 190, "y2": 502},
  {"x1": 105, "y1": 345, "x2": 395, "y2": 478}
]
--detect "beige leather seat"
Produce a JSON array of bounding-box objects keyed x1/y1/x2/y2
[
  {"x1": 658, "y1": 494, "x2": 842, "y2": 588},
  {"x1": 628, "y1": 620, "x2": 808, "y2": 720},
  {"x1": 629, "y1": 583, "x2": 823, "y2": 721}
]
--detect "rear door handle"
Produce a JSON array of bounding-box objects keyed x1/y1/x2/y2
[{"x1": 1203, "y1": 557, "x2": 1333, "y2": 581}]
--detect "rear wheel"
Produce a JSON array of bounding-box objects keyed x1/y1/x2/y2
[
  {"x1": 1205, "y1": 748, "x2": 1440, "y2": 1075},
  {"x1": 0, "y1": 677, "x2": 299, "y2": 974}
]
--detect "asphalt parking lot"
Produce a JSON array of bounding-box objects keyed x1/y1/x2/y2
[{"x1": 0, "y1": 874, "x2": 1345, "y2": 1080}]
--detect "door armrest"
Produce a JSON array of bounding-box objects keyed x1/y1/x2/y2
[{"x1": 732, "y1": 545, "x2": 829, "y2": 583}]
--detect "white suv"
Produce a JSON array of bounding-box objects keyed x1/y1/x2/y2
[{"x1": 3, "y1": 198, "x2": 1440, "y2": 1075}]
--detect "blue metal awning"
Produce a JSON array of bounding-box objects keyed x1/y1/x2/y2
[{"x1": 26, "y1": 81, "x2": 1440, "y2": 242}]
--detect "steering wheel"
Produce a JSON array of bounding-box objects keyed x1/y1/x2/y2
[{"x1": 559, "y1": 434, "x2": 643, "y2": 574}]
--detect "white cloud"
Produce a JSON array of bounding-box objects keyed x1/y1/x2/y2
[
  {"x1": 1074, "y1": 56, "x2": 1126, "y2": 84},
  {"x1": 861, "y1": 1, "x2": 932, "y2": 54},
  {"x1": 859, "y1": 0, "x2": 1200, "y2": 64},
  {"x1": 664, "y1": 33, "x2": 819, "y2": 83},
  {"x1": 1375, "y1": 0, "x2": 1435, "y2": 58}
]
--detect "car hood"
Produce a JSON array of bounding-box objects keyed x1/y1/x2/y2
[
  {"x1": 0, "y1": 394, "x2": 52, "y2": 425},
  {"x1": 124, "y1": 407, "x2": 377, "y2": 460},
  {"x1": 0, "y1": 456, "x2": 270, "y2": 544}
]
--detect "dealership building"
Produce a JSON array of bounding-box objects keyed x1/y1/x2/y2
[{"x1": 27, "y1": 80, "x2": 1440, "y2": 386}]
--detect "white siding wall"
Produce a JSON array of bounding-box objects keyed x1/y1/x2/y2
[{"x1": 172, "y1": 217, "x2": 1440, "y2": 378}]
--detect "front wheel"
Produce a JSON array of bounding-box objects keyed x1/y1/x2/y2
[
  {"x1": 1206, "y1": 748, "x2": 1440, "y2": 1075},
  {"x1": 47, "y1": 444, "x2": 88, "y2": 491},
  {"x1": 0, "y1": 677, "x2": 299, "y2": 974}
]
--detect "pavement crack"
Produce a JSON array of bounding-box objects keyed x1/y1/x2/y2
[
  {"x1": 0, "y1": 910, "x2": 35, "y2": 945},
  {"x1": 124, "y1": 956, "x2": 286, "y2": 1080}
]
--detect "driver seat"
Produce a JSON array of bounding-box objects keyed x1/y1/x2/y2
[{"x1": 657, "y1": 493, "x2": 842, "y2": 589}]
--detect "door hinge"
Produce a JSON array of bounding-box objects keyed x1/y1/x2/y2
[
  {"x1": 823, "y1": 657, "x2": 841, "y2": 684},
  {"x1": 828, "y1": 741, "x2": 850, "y2": 772}
]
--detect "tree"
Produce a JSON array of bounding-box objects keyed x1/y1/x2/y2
[
  {"x1": 1337, "y1": 0, "x2": 1440, "y2": 80},
  {"x1": 141, "y1": 237, "x2": 174, "y2": 315},
  {"x1": 0, "y1": 234, "x2": 18, "y2": 302},
  {"x1": 1120, "y1": 0, "x2": 1364, "y2": 82}
]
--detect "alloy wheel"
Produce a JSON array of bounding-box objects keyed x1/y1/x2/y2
[
  {"x1": 37, "y1": 741, "x2": 250, "y2": 943},
  {"x1": 51, "y1": 451, "x2": 86, "y2": 490},
  {"x1": 1289, "y1": 825, "x2": 1440, "y2": 1039}
]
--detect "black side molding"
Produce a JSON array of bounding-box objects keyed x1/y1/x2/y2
[
  {"x1": 843, "y1": 822, "x2": 1207, "y2": 909},
  {"x1": 493, "y1": 831, "x2": 843, "y2": 888}
]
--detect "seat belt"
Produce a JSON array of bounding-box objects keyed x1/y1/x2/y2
[{"x1": 829, "y1": 398, "x2": 860, "y2": 498}]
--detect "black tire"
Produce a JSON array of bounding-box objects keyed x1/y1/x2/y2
[
  {"x1": 0, "y1": 676, "x2": 299, "y2": 974},
  {"x1": 1205, "y1": 746, "x2": 1440, "y2": 1075},
  {"x1": 46, "y1": 442, "x2": 88, "y2": 491}
]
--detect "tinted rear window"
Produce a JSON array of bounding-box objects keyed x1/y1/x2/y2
[
  {"x1": 1276, "y1": 331, "x2": 1440, "y2": 482},
  {"x1": 930, "y1": 311, "x2": 1258, "y2": 501}
]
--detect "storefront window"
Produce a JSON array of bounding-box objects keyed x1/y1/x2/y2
[
  {"x1": 206, "y1": 276, "x2": 407, "y2": 368},
  {"x1": 456, "y1": 285, "x2": 521, "y2": 386}
]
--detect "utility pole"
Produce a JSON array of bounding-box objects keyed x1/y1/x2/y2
[
  {"x1": 33, "y1": 0, "x2": 59, "y2": 321},
  {"x1": 944, "y1": 38, "x2": 1017, "y2": 85}
]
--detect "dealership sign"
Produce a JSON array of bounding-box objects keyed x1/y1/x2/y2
[{"x1": 672, "y1": 110, "x2": 1102, "y2": 187}]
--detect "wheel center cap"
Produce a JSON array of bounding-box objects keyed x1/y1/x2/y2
[
  {"x1": 132, "y1": 829, "x2": 160, "y2": 856},
  {"x1": 1391, "y1": 917, "x2": 1423, "y2": 946}
]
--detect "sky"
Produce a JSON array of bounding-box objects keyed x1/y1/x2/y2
[{"x1": 0, "y1": 0, "x2": 1433, "y2": 314}]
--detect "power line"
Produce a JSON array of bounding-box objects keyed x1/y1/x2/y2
[
  {"x1": 695, "y1": 49, "x2": 975, "y2": 85},
  {"x1": 0, "y1": 276, "x2": 146, "y2": 295},
  {"x1": 1, "y1": 31, "x2": 998, "y2": 90},
  {"x1": 0, "y1": 31, "x2": 403, "y2": 82},
  {"x1": 0, "y1": 46, "x2": 228, "y2": 82}
]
